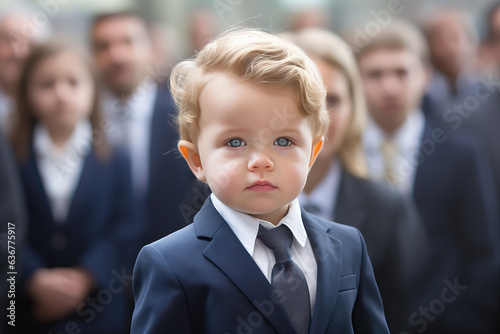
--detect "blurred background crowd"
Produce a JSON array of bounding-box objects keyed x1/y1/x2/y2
[{"x1": 0, "y1": 0, "x2": 499, "y2": 333}]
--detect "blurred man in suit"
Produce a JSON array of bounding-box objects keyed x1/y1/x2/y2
[
  {"x1": 91, "y1": 13, "x2": 195, "y2": 330},
  {"x1": 356, "y1": 20, "x2": 500, "y2": 334},
  {"x1": 91, "y1": 11, "x2": 194, "y2": 248},
  {"x1": 423, "y1": 8, "x2": 500, "y2": 258},
  {"x1": 423, "y1": 9, "x2": 478, "y2": 113}
]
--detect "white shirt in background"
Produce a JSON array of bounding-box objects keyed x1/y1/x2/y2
[
  {"x1": 0, "y1": 88, "x2": 13, "y2": 134},
  {"x1": 210, "y1": 193, "x2": 317, "y2": 313},
  {"x1": 298, "y1": 158, "x2": 341, "y2": 221},
  {"x1": 363, "y1": 110, "x2": 426, "y2": 194},
  {"x1": 101, "y1": 81, "x2": 157, "y2": 196},
  {"x1": 33, "y1": 121, "x2": 92, "y2": 222}
]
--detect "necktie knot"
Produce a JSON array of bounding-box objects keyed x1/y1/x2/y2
[{"x1": 257, "y1": 224, "x2": 293, "y2": 265}]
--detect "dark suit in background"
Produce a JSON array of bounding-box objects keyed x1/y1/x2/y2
[
  {"x1": 423, "y1": 78, "x2": 500, "y2": 221},
  {"x1": 15, "y1": 147, "x2": 136, "y2": 334},
  {"x1": 131, "y1": 197, "x2": 390, "y2": 333},
  {"x1": 334, "y1": 168, "x2": 428, "y2": 333},
  {"x1": 142, "y1": 85, "x2": 195, "y2": 245},
  {"x1": 410, "y1": 119, "x2": 500, "y2": 334},
  {"x1": 102, "y1": 83, "x2": 196, "y2": 333}
]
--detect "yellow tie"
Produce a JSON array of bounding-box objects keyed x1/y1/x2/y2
[{"x1": 380, "y1": 138, "x2": 400, "y2": 187}]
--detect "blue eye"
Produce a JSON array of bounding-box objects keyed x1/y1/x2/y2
[
  {"x1": 227, "y1": 138, "x2": 246, "y2": 147},
  {"x1": 274, "y1": 137, "x2": 292, "y2": 146}
]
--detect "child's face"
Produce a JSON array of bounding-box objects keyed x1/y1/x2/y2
[
  {"x1": 180, "y1": 75, "x2": 323, "y2": 225},
  {"x1": 29, "y1": 51, "x2": 94, "y2": 131}
]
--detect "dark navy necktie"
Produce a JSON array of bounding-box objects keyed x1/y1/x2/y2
[{"x1": 257, "y1": 224, "x2": 311, "y2": 334}]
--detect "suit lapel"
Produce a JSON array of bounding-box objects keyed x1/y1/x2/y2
[
  {"x1": 334, "y1": 168, "x2": 367, "y2": 229},
  {"x1": 22, "y1": 149, "x2": 55, "y2": 224},
  {"x1": 64, "y1": 150, "x2": 95, "y2": 225},
  {"x1": 302, "y1": 209, "x2": 343, "y2": 334},
  {"x1": 195, "y1": 198, "x2": 295, "y2": 333}
]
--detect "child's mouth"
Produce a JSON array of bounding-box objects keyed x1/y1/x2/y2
[{"x1": 246, "y1": 181, "x2": 277, "y2": 192}]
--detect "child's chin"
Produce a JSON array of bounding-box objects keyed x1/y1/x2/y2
[{"x1": 240, "y1": 204, "x2": 287, "y2": 216}]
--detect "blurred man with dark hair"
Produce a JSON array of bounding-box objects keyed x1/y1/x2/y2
[
  {"x1": 91, "y1": 11, "x2": 195, "y2": 330},
  {"x1": 356, "y1": 19, "x2": 500, "y2": 334},
  {"x1": 90, "y1": 10, "x2": 194, "y2": 258},
  {"x1": 423, "y1": 9, "x2": 478, "y2": 114},
  {"x1": 188, "y1": 9, "x2": 219, "y2": 56},
  {"x1": 423, "y1": 8, "x2": 500, "y2": 266}
]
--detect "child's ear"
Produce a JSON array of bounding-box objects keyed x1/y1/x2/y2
[
  {"x1": 178, "y1": 140, "x2": 206, "y2": 182},
  {"x1": 308, "y1": 138, "x2": 324, "y2": 168}
]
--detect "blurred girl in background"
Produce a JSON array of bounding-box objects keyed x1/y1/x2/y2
[{"x1": 10, "y1": 41, "x2": 137, "y2": 334}]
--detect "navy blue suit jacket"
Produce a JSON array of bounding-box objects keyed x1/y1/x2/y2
[
  {"x1": 142, "y1": 85, "x2": 195, "y2": 245},
  {"x1": 16, "y1": 147, "x2": 137, "y2": 334},
  {"x1": 131, "y1": 197, "x2": 389, "y2": 333},
  {"x1": 410, "y1": 119, "x2": 500, "y2": 333}
]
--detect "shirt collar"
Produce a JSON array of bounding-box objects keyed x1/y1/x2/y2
[
  {"x1": 393, "y1": 110, "x2": 425, "y2": 154},
  {"x1": 298, "y1": 158, "x2": 341, "y2": 220},
  {"x1": 364, "y1": 110, "x2": 425, "y2": 155},
  {"x1": 210, "y1": 193, "x2": 307, "y2": 256},
  {"x1": 101, "y1": 79, "x2": 158, "y2": 122},
  {"x1": 33, "y1": 120, "x2": 92, "y2": 160}
]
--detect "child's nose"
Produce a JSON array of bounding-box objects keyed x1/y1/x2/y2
[{"x1": 248, "y1": 152, "x2": 274, "y2": 171}]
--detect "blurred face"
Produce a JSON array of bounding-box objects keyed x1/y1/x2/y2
[
  {"x1": 359, "y1": 49, "x2": 428, "y2": 133},
  {"x1": 181, "y1": 75, "x2": 322, "y2": 225},
  {"x1": 314, "y1": 59, "x2": 351, "y2": 160},
  {"x1": 190, "y1": 11, "x2": 216, "y2": 53},
  {"x1": 427, "y1": 15, "x2": 475, "y2": 78},
  {"x1": 0, "y1": 14, "x2": 33, "y2": 93},
  {"x1": 489, "y1": 9, "x2": 500, "y2": 66},
  {"x1": 29, "y1": 51, "x2": 94, "y2": 131},
  {"x1": 92, "y1": 16, "x2": 152, "y2": 96}
]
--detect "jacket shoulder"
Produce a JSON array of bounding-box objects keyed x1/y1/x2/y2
[
  {"x1": 342, "y1": 171, "x2": 409, "y2": 213},
  {"x1": 309, "y1": 213, "x2": 364, "y2": 249},
  {"x1": 145, "y1": 224, "x2": 200, "y2": 259}
]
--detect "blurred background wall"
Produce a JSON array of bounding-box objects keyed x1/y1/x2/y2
[{"x1": 0, "y1": 0, "x2": 494, "y2": 65}]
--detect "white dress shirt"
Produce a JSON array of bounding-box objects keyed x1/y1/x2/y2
[
  {"x1": 298, "y1": 158, "x2": 341, "y2": 221},
  {"x1": 211, "y1": 193, "x2": 317, "y2": 313},
  {"x1": 101, "y1": 81, "x2": 157, "y2": 196},
  {"x1": 363, "y1": 110, "x2": 426, "y2": 193},
  {"x1": 33, "y1": 121, "x2": 92, "y2": 222}
]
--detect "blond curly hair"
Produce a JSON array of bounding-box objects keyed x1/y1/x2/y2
[{"x1": 169, "y1": 29, "x2": 329, "y2": 143}]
